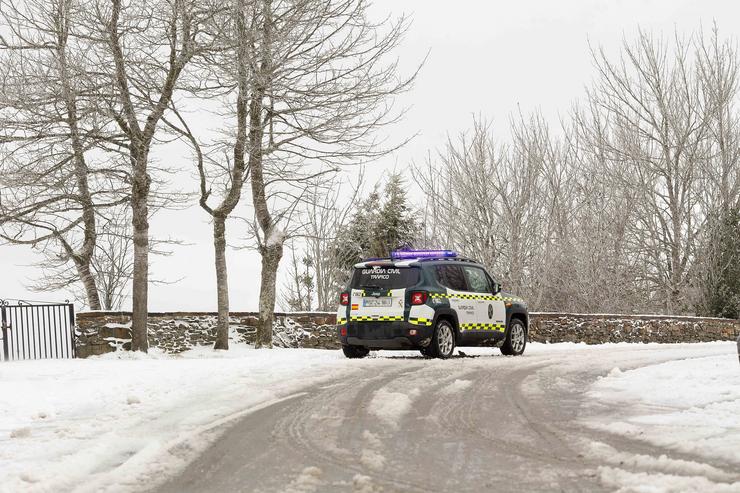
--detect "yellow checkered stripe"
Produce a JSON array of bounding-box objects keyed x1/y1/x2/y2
[
  {"x1": 336, "y1": 317, "x2": 347, "y2": 325},
  {"x1": 430, "y1": 293, "x2": 521, "y2": 302},
  {"x1": 460, "y1": 323, "x2": 506, "y2": 332},
  {"x1": 408, "y1": 317, "x2": 433, "y2": 326},
  {"x1": 350, "y1": 315, "x2": 404, "y2": 322}
]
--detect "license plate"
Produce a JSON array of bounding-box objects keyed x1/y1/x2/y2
[{"x1": 363, "y1": 298, "x2": 392, "y2": 307}]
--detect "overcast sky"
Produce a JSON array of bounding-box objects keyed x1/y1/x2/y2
[{"x1": 2, "y1": 0, "x2": 738, "y2": 311}]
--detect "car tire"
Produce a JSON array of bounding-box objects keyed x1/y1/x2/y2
[
  {"x1": 429, "y1": 319, "x2": 456, "y2": 359},
  {"x1": 500, "y1": 318, "x2": 527, "y2": 356},
  {"x1": 342, "y1": 344, "x2": 370, "y2": 359}
]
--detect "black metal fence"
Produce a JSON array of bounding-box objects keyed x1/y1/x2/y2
[{"x1": 0, "y1": 300, "x2": 76, "y2": 361}]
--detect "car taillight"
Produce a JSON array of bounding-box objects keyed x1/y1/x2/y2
[
  {"x1": 410, "y1": 291, "x2": 428, "y2": 305},
  {"x1": 340, "y1": 292, "x2": 349, "y2": 305}
]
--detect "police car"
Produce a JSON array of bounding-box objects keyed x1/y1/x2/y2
[{"x1": 336, "y1": 250, "x2": 529, "y2": 359}]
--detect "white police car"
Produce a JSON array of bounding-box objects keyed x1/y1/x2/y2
[{"x1": 336, "y1": 250, "x2": 529, "y2": 358}]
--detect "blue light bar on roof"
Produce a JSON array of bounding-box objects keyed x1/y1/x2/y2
[{"x1": 391, "y1": 249, "x2": 458, "y2": 260}]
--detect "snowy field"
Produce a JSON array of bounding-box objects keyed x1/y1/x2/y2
[
  {"x1": 0, "y1": 347, "x2": 370, "y2": 493},
  {"x1": 0, "y1": 342, "x2": 738, "y2": 493},
  {"x1": 585, "y1": 348, "x2": 740, "y2": 492}
]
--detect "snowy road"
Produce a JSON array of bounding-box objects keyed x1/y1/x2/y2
[{"x1": 154, "y1": 343, "x2": 740, "y2": 493}]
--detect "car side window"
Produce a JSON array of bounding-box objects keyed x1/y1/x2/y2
[
  {"x1": 485, "y1": 272, "x2": 499, "y2": 293},
  {"x1": 434, "y1": 265, "x2": 467, "y2": 291},
  {"x1": 463, "y1": 266, "x2": 491, "y2": 293}
]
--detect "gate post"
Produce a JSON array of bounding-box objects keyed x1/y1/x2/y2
[
  {"x1": 1, "y1": 302, "x2": 9, "y2": 361},
  {"x1": 68, "y1": 303, "x2": 76, "y2": 358}
]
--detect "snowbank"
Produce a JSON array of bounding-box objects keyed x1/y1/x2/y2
[
  {"x1": 0, "y1": 346, "x2": 363, "y2": 493},
  {"x1": 586, "y1": 350, "x2": 740, "y2": 491}
]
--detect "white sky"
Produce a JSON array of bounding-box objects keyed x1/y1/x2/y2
[{"x1": 2, "y1": 0, "x2": 739, "y2": 311}]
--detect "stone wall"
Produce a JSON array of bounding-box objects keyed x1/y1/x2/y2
[
  {"x1": 75, "y1": 311, "x2": 340, "y2": 358},
  {"x1": 74, "y1": 310, "x2": 740, "y2": 358},
  {"x1": 528, "y1": 312, "x2": 740, "y2": 344}
]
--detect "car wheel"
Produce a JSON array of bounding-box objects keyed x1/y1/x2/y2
[
  {"x1": 429, "y1": 319, "x2": 456, "y2": 359},
  {"x1": 342, "y1": 344, "x2": 370, "y2": 359},
  {"x1": 500, "y1": 318, "x2": 527, "y2": 356}
]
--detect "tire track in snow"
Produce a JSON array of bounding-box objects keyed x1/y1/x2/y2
[{"x1": 154, "y1": 343, "x2": 738, "y2": 493}]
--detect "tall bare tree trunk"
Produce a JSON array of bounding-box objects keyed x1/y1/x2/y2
[
  {"x1": 59, "y1": 16, "x2": 102, "y2": 310},
  {"x1": 75, "y1": 260, "x2": 102, "y2": 310},
  {"x1": 182, "y1": 0, "x2": 250, "y2": 351},
  {"x1": 256, "y1": 243, "x2": 283, "y2": 348},
  {"x1": 213, "y1": 215, "x2": 230, "y2": 349},
  {"x1": 105, "y1": 0, "x2": 199, "y2": 351},
  {"x1": 248, "y1": 0, "x2": 277, "y2": 349},
  {"x1": 130, "y1": 149, "x2": 150, "y2": 352}
]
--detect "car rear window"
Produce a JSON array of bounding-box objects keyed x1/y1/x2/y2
[
  {"x1": 434, "y1": 264, "x2": 467, "y2": 291},
  {"x1": 351, "y1": 266, "x2": 420, "y2": 289}
]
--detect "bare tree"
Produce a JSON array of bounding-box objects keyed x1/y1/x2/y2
[
  {"x1": 416, "y1": 121, "x2": 504, "y2": 274},
  {"x1": 82, "y1": 0, "x2": 215, "y2": 351},
  {"x1": 279, "y1": 171, "x2": 363, "y2": 312},
  {"x1": 234, "y1": 0, "x2": 419, "y2": 347},
  {"x1": 26, "y1": 205, "x2": 135, "y2": 310},
  {"x1": 279, "y1": 243, "x2": 314, "y2": 312},
  {"x1": 305, "y1": 174, "x2": 364, "y2": 311},
  {"x1": 417, "y1": 27, "x2": 740, "y2": 317},
  {"x1": 691, "y1": 27, "x2": 740, "y2": 313},
  {"x1": 417, "y1": 113, "x2": 642, "y2": 313},
  {"x1": 695, "y1": 26, "x2": 740, "y2": 215},
  {"x1": 169, "y1": 0, "x2": 251, "y2": 350},
  {"x1": 553, "y1": 112, "x2": 645, "y2": 312},
  {"x1": 0, "y1": 0, "x2": 128, "y2": 309},
  {"x1": 415, "y1": 116, "x2": 548, "y2": 301},
  {"x1": 91, "y1": 210, "x2": 135, "y2": 310},
  {"x1": 585, "y1": 31, "x2": 712, "y2": 313}
]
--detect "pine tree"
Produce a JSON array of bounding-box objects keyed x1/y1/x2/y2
[
  {"x1": 329, "y1": 173, "x2": 419, "y2": 287},
  {"x1": 698, "y1": 207, "x2": 740, "y2": 319},
  {"x1": 370, "y1": 173, "x2": 418, "y2": 257}
]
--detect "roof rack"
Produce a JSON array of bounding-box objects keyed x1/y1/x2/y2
[
  {"x1": 415, "y1": 256, "x2": 478, "y2": 264},
  {"x1": 358, "y1": 256, "x2": 479, "y2": 264}
]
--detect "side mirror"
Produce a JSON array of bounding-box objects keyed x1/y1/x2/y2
[{"x1": 492, "y1": 282, "x2": 501, "y2": 294}]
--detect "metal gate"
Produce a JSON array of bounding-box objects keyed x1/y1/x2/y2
[{"x1": 1, "y1": 300, "x2": 76, "y2": 361}]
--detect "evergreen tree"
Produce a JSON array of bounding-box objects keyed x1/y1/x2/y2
[
  {"x1": 698, "y1": 207, "x2": 740, "y2": 319},
  {"x1": 370, "y1": 173, "x2": 418, "y2": 257},
  {"x1": 327, "y1": 187, "x2": 381, "y2": 289},
  {"x1": 330, "y1": 172, "x2": 419, "y2": 287}
]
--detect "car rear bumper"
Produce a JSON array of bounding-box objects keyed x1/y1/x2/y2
[{"x1": 339, "y1": 321, "x2": 434, "y2": 350}]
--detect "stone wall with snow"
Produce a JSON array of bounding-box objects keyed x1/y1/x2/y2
[
  {"x1": 74, "y1": 311, "x2": 740, "y2": 357},
  {"x1": 75, "y1": 311, "x2": 340, "y2": 358}
]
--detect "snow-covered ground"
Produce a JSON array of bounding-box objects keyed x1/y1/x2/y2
[
  {"x1": 0, "y1": 346, "x2": 371, "y2": 493},
  {"x1": 1, "y1": 342, "x2": 738, "y2": 493},
  {"x1": 585, "y1": 348, "x2": 740, "y2": 492}
]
